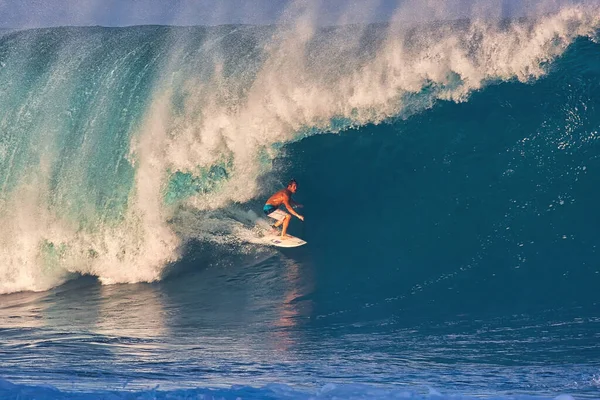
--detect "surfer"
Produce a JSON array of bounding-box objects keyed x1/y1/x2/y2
[{"x1": 263, "y1": 179, "x2": 304, "y2": 239}]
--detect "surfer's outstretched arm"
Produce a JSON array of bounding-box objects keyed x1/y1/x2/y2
[{"x1": 283, "y1": 198, "x2": 304, "y2": 221}]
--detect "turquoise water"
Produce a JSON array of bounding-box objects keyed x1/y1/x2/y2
[{"x1": 1, "y1": 7, "x2": 600, "y2": 399}]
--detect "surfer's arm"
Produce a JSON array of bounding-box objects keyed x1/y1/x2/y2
[{"x1": 283, "y1": 199, "x2": 304, "y2": 220}]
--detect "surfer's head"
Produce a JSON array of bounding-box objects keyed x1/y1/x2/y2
[{"x1": 287, "y1": 179, "x2": 298, "y2": 193}]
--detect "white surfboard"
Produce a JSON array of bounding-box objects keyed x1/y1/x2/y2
[{"x1": 261, "y1": 233, "x2": 307, "y2": 248}]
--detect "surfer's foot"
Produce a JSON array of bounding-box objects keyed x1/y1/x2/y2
[{"x1": 279, "y1": 234, "x2": 291, "y2": 240}]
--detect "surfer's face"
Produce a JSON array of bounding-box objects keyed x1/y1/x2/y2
[{"x1": 288, "y1": 183, "x2": 297, "y2": 193}]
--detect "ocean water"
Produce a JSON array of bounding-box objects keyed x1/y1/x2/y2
[{"x1": 1, "y1": 4, "x2": 600, "y2": 400}]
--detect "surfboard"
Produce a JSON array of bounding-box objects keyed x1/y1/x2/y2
[{"x1": 261, "y1": 233, "x2": 307, "y2": 248}]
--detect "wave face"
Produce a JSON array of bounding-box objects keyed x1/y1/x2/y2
[
  {"x1": 1, "y1": 5, "x2": 600, "y2": 297},
  {"x1": 289, "y1": 38, "x2": 600, "y2": 321}
]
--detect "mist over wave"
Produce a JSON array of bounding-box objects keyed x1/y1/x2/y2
[{"x1": 0, "y1": 2, "x2": 599, "y2": 294}]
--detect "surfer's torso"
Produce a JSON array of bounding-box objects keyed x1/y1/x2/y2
[{"x1": 265, "y1": 188, "x2": 293, "y2": 208}]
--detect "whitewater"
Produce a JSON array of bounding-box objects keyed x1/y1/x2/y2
[{"x1": 1, "y1": 1, "x2": 600, "y2": 399}]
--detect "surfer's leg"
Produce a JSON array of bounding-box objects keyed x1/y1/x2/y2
[
  {"x1": 280, "y1": 214, "x2": 291, "y2": 239},
  {"x1": 271, "y1": 220, "x2": 282, "y2": 234},
  {"x1": 267, "y1": 210, "x2": 286, "y2": 233}
]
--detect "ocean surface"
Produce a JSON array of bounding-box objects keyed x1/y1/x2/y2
[{"x1": 1, "y1": 5, "x2": 600, "y2": 400}]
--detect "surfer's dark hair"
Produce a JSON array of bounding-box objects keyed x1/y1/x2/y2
[{"x1": 287, "y1": 179, "x2": 297, "y2": 187}]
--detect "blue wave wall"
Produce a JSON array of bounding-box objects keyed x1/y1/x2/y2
[{"x1": 286, "y1": 37, "x2": 600, "y2": 321}]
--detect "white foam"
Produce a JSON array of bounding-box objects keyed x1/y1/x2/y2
[{"x1": 153, "y1": 4, "x2": 600, "y2": 210}]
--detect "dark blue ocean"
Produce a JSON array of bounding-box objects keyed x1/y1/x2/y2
[{"x1": 1, "y1": 6, "x2": 600, "y2": 400}]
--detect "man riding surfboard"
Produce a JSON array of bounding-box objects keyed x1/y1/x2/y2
[{"x1": 263, "y1": 179, "x2": 304, "y2": 239}]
